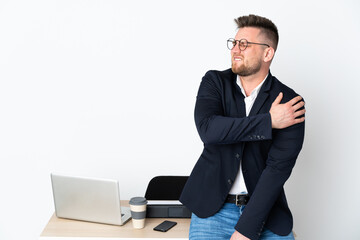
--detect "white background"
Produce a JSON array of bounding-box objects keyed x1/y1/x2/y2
[{"x1": 0, "y1": 0, "x2": 359, "y2": 239}]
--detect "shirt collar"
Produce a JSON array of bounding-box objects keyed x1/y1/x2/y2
[{"x1": 236, "y1": 74, "x2": 268, "y2": 98}]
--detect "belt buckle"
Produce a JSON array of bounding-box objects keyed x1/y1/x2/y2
[
  {"x1": 235, "y1": 194, "x2": 247, "y2": 206},
  {"x1": 235, "y1": 195, "x2": 241, "y2": 206}
]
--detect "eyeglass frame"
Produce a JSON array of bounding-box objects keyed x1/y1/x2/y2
[{"x1": 227, "y1": 38, "x2": 270, "y2": 51}]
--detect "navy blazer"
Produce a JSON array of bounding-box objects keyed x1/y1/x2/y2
[{"x1": 180, "y1": 69, "x2": 305, "y2": 240}]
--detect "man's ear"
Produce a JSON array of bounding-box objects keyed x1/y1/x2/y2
[{"x1": 263, "y1": 47, "x2": 275, "y2": 63}]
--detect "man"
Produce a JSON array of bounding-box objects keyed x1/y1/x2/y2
[{"x1": 180, "y1": 15, "x2": 305, "y2": 240}]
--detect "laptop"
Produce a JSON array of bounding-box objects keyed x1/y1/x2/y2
[{"x1": 51, "y1": 173, "x2": 131, "y2": 225}]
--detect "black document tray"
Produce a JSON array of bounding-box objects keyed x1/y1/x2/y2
[{"x1": 144, "y1": 176, "x2": 191, "y2": 218}]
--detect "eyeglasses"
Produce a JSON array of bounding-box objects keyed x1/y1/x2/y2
[{"x1": 227, "y1": 38, "x2": 270, "y2": 51}]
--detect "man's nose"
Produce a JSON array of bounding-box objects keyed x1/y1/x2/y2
[{"x1": 232, "y1": 44, "x2": 241, "y2": 54}]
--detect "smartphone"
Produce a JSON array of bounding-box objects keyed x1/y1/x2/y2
[{"x1": 153, "y1": 220, "x2": 177, "y2": 232}]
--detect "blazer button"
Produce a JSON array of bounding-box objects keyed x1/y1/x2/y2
[
  {"x1": 235, "y1": 153, "x2": 240, "y2": 159},
  {"x1": 228, "y1": 179, "x2": 232, "y2": 185}
]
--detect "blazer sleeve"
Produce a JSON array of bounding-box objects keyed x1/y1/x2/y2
[
  {"x1": 195, "y1": 71, "x2": 272, "y2": 145},
  {"x1": 234, "y1": 119, "x2": 305, "y2": 240}
]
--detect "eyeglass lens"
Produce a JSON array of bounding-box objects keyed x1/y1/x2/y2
[{"x1": 227, "y1": 39, "x2": 248, "y2": 51}]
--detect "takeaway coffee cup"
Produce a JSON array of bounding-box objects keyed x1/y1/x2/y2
[{"x1": 129, "y1": 197, "x2": 148, "y2": 229}]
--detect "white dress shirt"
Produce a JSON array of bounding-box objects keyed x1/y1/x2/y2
[{"x1": 228, "y1": 74, "x2": 268, "y2": 195}]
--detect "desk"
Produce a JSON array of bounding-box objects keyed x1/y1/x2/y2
[{"x1": 40, "y1": 201, "x2": 190, "y2": 240}]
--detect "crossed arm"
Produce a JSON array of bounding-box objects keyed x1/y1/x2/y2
[{"x1": 195, "y1": 77, "x2": 305, "y2": 145}]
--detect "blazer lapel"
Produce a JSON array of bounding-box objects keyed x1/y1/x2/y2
[
  {"x1": 231, "y1": 72, "x2": 246, "y2": 117},
  {"x1": 248, "y1": 72, "x2": 272, "y2": 116}
]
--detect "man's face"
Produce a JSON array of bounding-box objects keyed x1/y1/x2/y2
[{"x1": 231, "y1": 27, "x2": 265, "y2": 76}]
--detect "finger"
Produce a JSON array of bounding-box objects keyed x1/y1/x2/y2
[
  {"x1": 293, "y1": 117, "x2": 305, "y2": 124},
  {"x1": 292, "y1": 101, "x2": 305, "y2": 111},
  {"x1": 272, "y1": 92, "x2": 283, "y2": 105},
  {"x1": 288, "y1": 95, "x2": 303, "y2": 106},
  {"x1": 294, "y1": 109, "x2": 306, "y2": 118}
]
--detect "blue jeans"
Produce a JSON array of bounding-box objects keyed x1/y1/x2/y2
[{"x1": 189, "y1": 203, "x2": 294, "y2": 240}]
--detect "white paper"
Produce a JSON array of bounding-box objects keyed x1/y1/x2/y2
[{"x1": 147, "y1": 200, "x2": 182, "y2": 205}]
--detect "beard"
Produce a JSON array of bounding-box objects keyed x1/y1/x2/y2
[{"x1": 231, "y1": 57, "x2": 262, "y2": 77}]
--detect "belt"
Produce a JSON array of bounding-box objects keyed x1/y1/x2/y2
[{"x1": 226, "y1": 194, "x2": 249, "y2": 206}]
